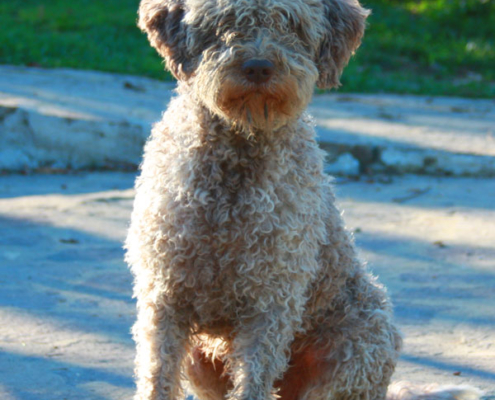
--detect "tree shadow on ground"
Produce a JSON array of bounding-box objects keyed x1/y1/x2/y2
[
  {"x1": 0, "y1": 351, "x2": 133, "y2": 400},
  {"x1": 401, "y1": 353, "x2": 495, "y2": 382},
  {"x1": 0, "y1": 214, "x2": 135, "y2": 399},
  {"x1": 0, "y1": 171, "x2": 136, "y2": 199}
]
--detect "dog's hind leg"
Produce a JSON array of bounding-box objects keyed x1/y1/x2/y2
[{"x1": 278, "y1": 307, "x2": 401, "y2": 400}]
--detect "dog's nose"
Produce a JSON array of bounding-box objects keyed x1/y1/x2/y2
[{"x1": 242, "y1": 59, "x2": 274, "y2": 84}]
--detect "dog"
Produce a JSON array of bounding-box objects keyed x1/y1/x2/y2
[{"x1": 125, "y1": 1, "x2": 483, "y2": 400}]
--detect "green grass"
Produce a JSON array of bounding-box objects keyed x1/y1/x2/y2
[
  {"x1": 344, "y1": 0, "x2": 495, "y2": 97},
  {"x1": 1, "y1": 0, "x2": 494, "y2": 97},
  {"x1": 0, "y1": 0, "x2": 169, "y2": 78}
]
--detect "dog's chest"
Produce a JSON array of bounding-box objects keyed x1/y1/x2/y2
[{"x1": 162, "y1": 139, "x2": 324, "y2": 312}]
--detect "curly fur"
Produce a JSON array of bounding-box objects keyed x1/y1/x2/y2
[{"x1": 126, "y1": 1, "x2": 482, "y2": 400}]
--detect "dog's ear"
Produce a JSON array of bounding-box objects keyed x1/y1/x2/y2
[
  {"x1": 138, "y1": 0, "x2": 191, "y2": 80},
  {"x1": 316, "y1": 0, "x2": 369, "y2": 89}
]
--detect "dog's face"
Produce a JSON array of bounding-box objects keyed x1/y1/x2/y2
[{"x1": 139, "y1": 0, "x2": 368, "y2": 131}]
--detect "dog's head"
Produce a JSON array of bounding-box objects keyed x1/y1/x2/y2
[{"x1": 139, "y1": 0, "x2": 369, "y2": 131}]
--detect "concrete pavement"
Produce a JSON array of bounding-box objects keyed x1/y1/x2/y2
[
  {"x1": 1, "y1": 66, "x2": 494, "y2": 175},
  {"x1": 0, "y1": 172, "x2": 494, "y2": 399}
]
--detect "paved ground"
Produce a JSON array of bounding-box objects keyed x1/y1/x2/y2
[
  {"x1": 1, "y1": 66, "x2": 494, "y2": 175},
  {"x1": 0, "y1": 172, "x2": 494, "y2": 400}
]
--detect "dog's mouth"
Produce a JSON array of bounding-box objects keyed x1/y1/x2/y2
[{"x1": 215, "y1": 79, "x2": 301, "y2": 131}]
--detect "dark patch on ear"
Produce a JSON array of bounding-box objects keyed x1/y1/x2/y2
[
  {"x1": 316, "y1": 0, "x2": 370, "y2": 89},
  {"x1": 138, "y1": 0, "x2": 192, "y2": 80}
]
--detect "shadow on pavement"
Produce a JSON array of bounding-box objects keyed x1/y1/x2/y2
[
  {"x1": 0, "y1": 351, "x2": 133, "y2": 400},
  {"x1": 0, "y1": 214, "x2": 135, "y2": 399},
  {"x1": 401, "y1": 353, "x2": 495, "y2": 382},
  {"x1": 0, "y1": 172, "x2": 136, "y2": 199}
]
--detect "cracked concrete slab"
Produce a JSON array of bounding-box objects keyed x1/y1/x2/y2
[
  {"x1": 313, "y1": 94, "x2": 495, "y2": 176},
  {"x1": 1, "y1": 66, "x2": 494, "y2": 175},
  {"x1": 0, "y1": 66, "x2": 173, "y2": 171}
]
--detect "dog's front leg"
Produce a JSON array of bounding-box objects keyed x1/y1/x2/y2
[
  {"x1": 227, "y1": 305, "x2": 297, "y2": 400},
  {"x1": 133, "y1": 301, "x2": 188, "y2": 400}
]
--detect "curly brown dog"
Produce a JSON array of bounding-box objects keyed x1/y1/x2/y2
[{"x1": 125, "y1": 1, "x2": 482, "y2": 400}]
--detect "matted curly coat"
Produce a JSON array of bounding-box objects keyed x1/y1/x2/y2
[{"x1": 125, "y1": 1, "x2": 482, "y2": 400}]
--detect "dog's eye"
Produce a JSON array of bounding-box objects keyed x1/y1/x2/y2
[
  {"x1": 289, "y1": 17, "x2": 307, "y2": 40},
  {"x1": 294, "y1": 24, "x2": 306, "y2": 40},
  {"x1": 217, "y1": 11, "x2": 237, "y2": 31}
]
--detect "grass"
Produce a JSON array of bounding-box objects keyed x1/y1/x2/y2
[
  {"x1": 1, "y1": 0, "x2": 494, "y2": 98},
  {"x1": 0, "y1": 0, "x2": 164, "y2": 78},
  {"x1": 347, "y1": 0, "x2": 495, "y2": 97}
]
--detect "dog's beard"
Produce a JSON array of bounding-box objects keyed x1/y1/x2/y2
[{"x1": 216, "y1": 77, "x2": 302, "y2": 132}]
